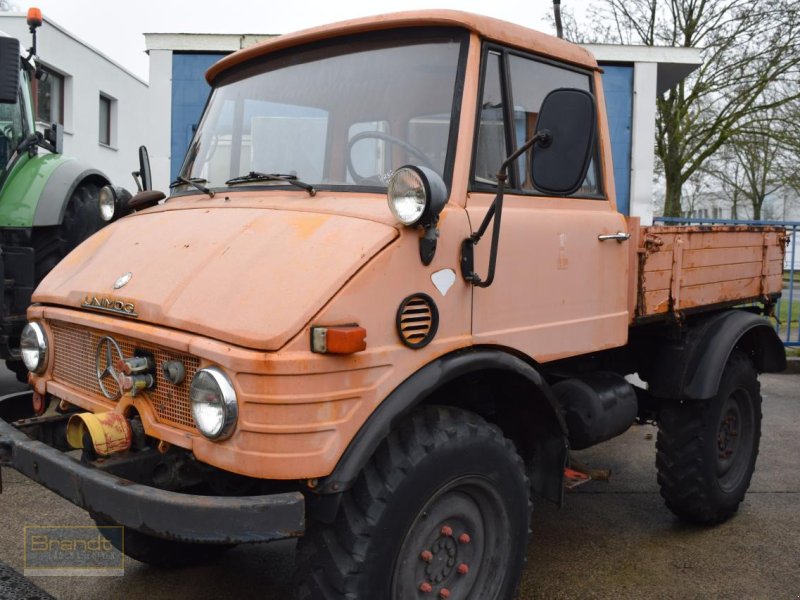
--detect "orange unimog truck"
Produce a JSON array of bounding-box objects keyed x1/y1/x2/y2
[{"x1": 0, "y1": 11, "x2": 787, "y2": 599}]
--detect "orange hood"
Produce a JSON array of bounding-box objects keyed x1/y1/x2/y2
[{"x1": 33, "y1": 206, "x2": 398, "y2": 350}]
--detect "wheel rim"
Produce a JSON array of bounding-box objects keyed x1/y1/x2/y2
[
  {"x1": 391, "y1": 476, "x2": 511, "y2": 600},
  {"x1": 716, "y1": 387, "x2": 755, "y2": 492}
]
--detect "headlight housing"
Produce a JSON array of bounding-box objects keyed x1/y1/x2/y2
[
  {"x1": 98, "y1": 185, "x2": 116, "y2": 221},
  {"x1": 190, "y1": 367, "x2": 238, "y2": 440},
  {"x1": 20, "y1": 322, "x2": 47, "y2": 374},
  {"x1": 98, "y1": 185, "x2": 133, "y2": 222},
  {"x1": 387, "y1": 165, "x2": 448, "y2": 227}
]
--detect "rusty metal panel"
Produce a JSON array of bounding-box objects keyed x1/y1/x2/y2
[{"x1": 635, "y1": 225, "x2": 787, "y2": 320}]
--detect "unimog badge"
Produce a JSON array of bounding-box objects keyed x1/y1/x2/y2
[{"x1": 81, "y1": 295, "x2": 138, "y2": 317}]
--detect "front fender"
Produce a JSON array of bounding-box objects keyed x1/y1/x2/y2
[{"x1": 315, "y1": 347, "x2": 567, "y2": 496}]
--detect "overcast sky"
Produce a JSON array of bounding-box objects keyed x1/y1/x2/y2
[{"x1": 6, "y1": 0, "x2": 591, "y2": 80}]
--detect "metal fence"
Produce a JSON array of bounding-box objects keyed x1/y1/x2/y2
[{"x1": 654, "y1": 217, "x2": 799, "y2": 347}]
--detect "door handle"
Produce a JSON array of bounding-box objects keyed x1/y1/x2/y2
[{"x1": 598, "y1": 232, "x2": 631, "y2": 243}]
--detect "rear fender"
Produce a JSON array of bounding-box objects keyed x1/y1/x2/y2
[
  {"x1": 642, "y1": 310, "x2": 786, "y2": 400},
  {"x1": 33, "y1": 160, "x2": 109, "y2": 226}
]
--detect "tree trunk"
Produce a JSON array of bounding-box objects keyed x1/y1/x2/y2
[
  {"x1": 663, "y1": 169, "x2": 683, "y2": 217},
  {"x1": 752, "y1": 197, "x2": 762, "y2": 221}
]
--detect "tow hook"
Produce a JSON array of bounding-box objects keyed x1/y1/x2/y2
[{"x1": 65, "y1": 412, "x2": 132, "y2": 456}]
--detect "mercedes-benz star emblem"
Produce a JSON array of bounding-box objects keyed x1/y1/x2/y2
[
  {"x1": 114, "y1": 272, "x2": 132, "y2": 289},
  {"x1": 95, "y1": 336, "x2": 125, "y2": 400}
]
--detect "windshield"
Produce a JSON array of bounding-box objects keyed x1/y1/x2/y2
[
  {"x1": 178, "y1": 28, "x2": 467, "y2": 193},
  {"x1": 0, "y1": 68, "x2": 30, "y2": 168}
]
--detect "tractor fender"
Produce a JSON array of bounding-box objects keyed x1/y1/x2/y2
[
  {"x1": 314, "y1": 347, "x2": 567, "y2": 498},
  {"x1": 32, "y1": 159, "x2": 109, "y2": 227},
  {"x1": 645, "y1": 309, "x2": 786, "y2": 401}
]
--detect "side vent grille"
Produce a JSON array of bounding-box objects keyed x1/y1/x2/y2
[{"x1": 396, "y1": 293, "x2": 439, "y2": 349}]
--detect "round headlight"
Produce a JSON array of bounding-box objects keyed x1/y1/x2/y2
[
  {"x1": 20, "y1": 322, "x2": 47, "y2": 374},
  {"x1": 98, "y1": 185, "x2": 116, "y2": 222},
  {"x1": 387, "y1": 167, "x2": 428, "y2": 225},
  {"x1": 190, "y1": 367, "x2": 238, "y2": 440},
  {"x1": 387, "y1": 165, "x2": 448, "y2": 227}
]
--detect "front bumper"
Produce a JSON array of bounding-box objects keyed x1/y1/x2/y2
[{"x1": 0, "y1": 391, "x2": 305, "y2": 544}]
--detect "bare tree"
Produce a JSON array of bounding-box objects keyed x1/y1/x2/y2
[
  {"x1": 706, "y1": 95, "x2": 800, "y2": 220},
  {"x1": 581, "y1": 0, "x2": 800, "y2": 217}
]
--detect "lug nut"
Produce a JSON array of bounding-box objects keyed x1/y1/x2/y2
[
  {"x1": 420, "y1": 550, "x2": 433, "y2": 563},
  {"x1": 419, "y1": 582, "x2": 433, "y2": 593},
  {"x1": 440, "y1": 525, "x2": 453, "y2": 537},
  {"x1": 457, "y1": 563, "x2": 469, "y2": 575},
  {"x1": 458, "y1": 533, "x2": 471, "y2": 544},
  {"x1": 439, "y1": 588, "x2": 451, "y2": 599}
]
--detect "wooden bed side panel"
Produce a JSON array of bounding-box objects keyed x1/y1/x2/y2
[{"x1": 635, "y1": 226, "x2": 787, "y2": 319}]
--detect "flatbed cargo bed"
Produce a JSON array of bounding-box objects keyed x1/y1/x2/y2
[{"x1": 630, "y1": 223, "x2": 787, "y2": 322}]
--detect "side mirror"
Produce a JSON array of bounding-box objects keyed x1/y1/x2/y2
[
  {"x1": 0, "y1": 38, "x2": 20, "y2": 105},
  {"x1": 133, "y1": 145, "x2": 152, "y2": 191},
  {"x1": 530, "y1": 88, "x2": 596, "y2": 196},
  {"x1": 42, "y1": 122, "x2": 62, "y2": 154},
  {"x1": 139, "y1": 145, "x2": 152, "y2": 191}
]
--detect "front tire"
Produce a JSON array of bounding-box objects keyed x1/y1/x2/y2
[
  {"x1": 656, "y1": 351, "x2": 762, "y2": 524},
  {"x1": 295, "y1": 406, "x2": 531, "y2": 599}
]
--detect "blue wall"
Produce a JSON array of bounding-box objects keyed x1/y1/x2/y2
[
  {"x1": 170, "y1": 53, "x2": 225, "y2": 181},
  {"x1": 600, "y1": 65, "x2": 633, "y2": 215}
]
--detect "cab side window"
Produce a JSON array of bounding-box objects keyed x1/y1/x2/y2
[
  {"x1": 472, "y1": 48, "x2": 601, "y2": 197},
  {"x1": 473, "y1": 51, "x2": 507, "y2": 185}
]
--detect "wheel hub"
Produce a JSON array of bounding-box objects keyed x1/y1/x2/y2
[
  {"x1": 717, "y1": 409, "x2": 740, "y2": 461},
  {"x1": 392, "y1": 479, "x2": 509, "y2": 600},
  {"x1": 424, "y1": 533, "x2": 459, "y2": 583},
  {"x1": 715, "y1": 388, "x2": 756, "y2": 492}
]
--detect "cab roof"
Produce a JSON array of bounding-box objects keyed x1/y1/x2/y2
[{"x1": 205, "y1": 10, "x2": 598, "y2": 85}]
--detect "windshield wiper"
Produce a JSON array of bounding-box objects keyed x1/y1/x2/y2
[
  {"x1": 170, "y1": 176, "x2": 215, "y2": 198},
  {"x1": 225, "y1": 172, "x2": 316, "y2": 197}
]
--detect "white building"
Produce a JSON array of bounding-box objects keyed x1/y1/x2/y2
[{"x1": 0, "y1": 12, "x2": 150, "y2": 189}]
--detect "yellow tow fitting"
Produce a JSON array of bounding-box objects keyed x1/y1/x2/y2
[{"x1": 65, "y1": 412, "x2": 132, "y2": 456}]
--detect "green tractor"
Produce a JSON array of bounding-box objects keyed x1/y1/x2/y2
[{"x1": 0, "y1": 10, "x2": 124, "y2": 381}]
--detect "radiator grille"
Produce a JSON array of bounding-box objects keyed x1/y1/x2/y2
[{"x1": 50, "y1": 321, "x2": 199, "y2": 430}]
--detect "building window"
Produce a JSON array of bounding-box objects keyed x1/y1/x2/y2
[
  {"x1": 35, "y1": 66, "x2": 64, "y2": 125},
  {"x1": 99, "y1": 95, "x2": 112, "y2": 146}
]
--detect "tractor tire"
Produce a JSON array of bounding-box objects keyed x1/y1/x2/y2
[
  {"x1": 92, "y1": 515, "x2": 234, "y2": 569},
  {"x1": 656, "y1": 351, "x2": 762, "y2": 524},
  {"x1": 6, "y1": 183, "x2": 104, "y2": 383},
  {"x1": 295, "y1": 406, "x2": 531, "y2": 600},
  {"x1": 33, "y1": 182, "x2": 104, "y2": 280}
]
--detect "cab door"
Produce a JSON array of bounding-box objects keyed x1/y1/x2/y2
[{"x1": 468, "y1": 47, "x2": 629, "y2": 363}]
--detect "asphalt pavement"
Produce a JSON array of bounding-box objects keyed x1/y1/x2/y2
[{"x1": 0, "y1": 365, "x2": 798, "y2": 599}]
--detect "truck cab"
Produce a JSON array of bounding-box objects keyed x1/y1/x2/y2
[{"x1": 0, "y1": 11, "x2": 786, "y2": 599}]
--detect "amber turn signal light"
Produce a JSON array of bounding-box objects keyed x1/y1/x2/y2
[
  {"x1": 27, "y1": 7, "x2": 43, "y2": 29},
  {"x1": 311, "y1": 325, "x2": 367, "y2": 354}
]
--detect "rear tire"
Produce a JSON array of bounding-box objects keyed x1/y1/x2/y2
[
  {"x1": 33, "y1": 182, "x2": 104, "y2": 280},
  {"x1": 295, "y1": 406, "x2": 531, "y2": 600},
  {"x1": 656, "y1": 351, "x2": 762, "y2": 524},
  {"x1": 7, "y1": 183, "x2": 104, "y2": 383}
]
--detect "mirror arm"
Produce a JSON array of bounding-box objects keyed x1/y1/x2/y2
[{"x1": 460, "y1": 130, "x2": 552, "y2": 288}]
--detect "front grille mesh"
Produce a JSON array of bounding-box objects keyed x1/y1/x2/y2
[{"x1": 50, "y1": 321, "x2": 199, "y2": 430}]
